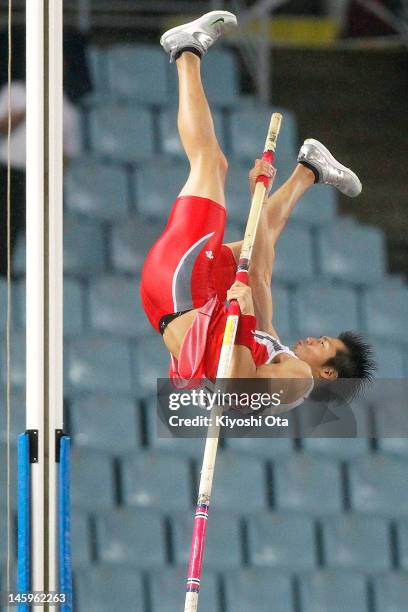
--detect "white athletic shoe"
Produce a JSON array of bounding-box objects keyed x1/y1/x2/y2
[
  {"x1": 298, "y1": 138, "x2": 362, "y2": 197},
  {"x1": 160, "y1": 10, "x2": 238, "y2": 63}
]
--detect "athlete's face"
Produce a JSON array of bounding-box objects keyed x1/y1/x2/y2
[{"x1": 292, "y1": 335, "x2": 346, "y2": 380}]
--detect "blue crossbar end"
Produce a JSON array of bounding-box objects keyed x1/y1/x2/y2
[
  {"x1": 59, "y1": 436, "x2": 73, "y2": 611},
  {"x1": 17, "y1": 432, "x2": 30, "y2": 612}
]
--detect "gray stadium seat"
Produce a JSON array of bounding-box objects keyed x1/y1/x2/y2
[
  {"x1": 95, "y1": 508, "x2": 166, "y2": 566},
  {"x1": 66, "y1": 336, "x2": 133, "y2": 394},
  {"x1": 158, "y1": 107, "x2": 225, "y2": 157},
  {"x1": 274, "y1": 453, "x2": 342, "y2": 514},
  {"x1": 273, "y1": 223, "x2": 315, "y2": 283},
  {"x1": 0, "y1": 279, "x2": 20, "y2": 332},
  {"x1": 75, "y1": 565, "x2": 144, "y2": 612},
  {"x1": 134, "y1": 159, "x2": 188, "y2": 218},
  {"x1": 397, "y1": 521, "x2": 408, "y2": 569},
  {"x1": 65, "y1": 158, "x2": 129, "y2": 220},
  {"x1": 64, "y1": 215, "x2": 105, "y2": 276},
  {"x1": 224, "y1": 568, "x2": 293, "y2": 612},
  {"x1": 196, "y1": 451, "x2": 267, "y2": 511},
  {"x1": 291, "y1": 184, "x2": 337, "y2": 226},
  {"x1": 247, "y1": 512, "x2": 316, "y2": 570},
  {"x1": 89, "y1": 275, "x2": 145, "y2": 338},
  {"x1": 229, "y1": 107, "x2": 297, "y2": 168},
  {"x1": 316, "y1": 219, "x2": 386, "y2": 284},
  {"x1": 71, "y1": 511, "x2": 92, "y2": 568},
  {"x1": 293, "y1": 281, "x2": 359, "y2": 337},
  {"x1": 302, "y1": 437, "x2": 369, "y2": 460},
  {"x1": 111, "y1": 214, "x2": 165, "y2": 275},
  {"x1": 133, "y1": 334, "x2": 170, "y2": 394},
  {"x1": 149, "y1": 568, "x2": 219, "y2": 612},
  {"x1": 106, "y1": 44, "x2": 168, "y2": 104},
  {"x1": 349, "y1": 454, "x2": 408, "y2": 517},
  {"x1": 272, "y1": 283, "x2": 293, "y2": 340},
  {"x1": 299, "y1": 570, "x2": 369, "y2": 612},
  {"x1": 373, "y1": 573, "x2": 408, "y2": 612},
  {"x1": 173, "y1": 510, "x2": 242, "y2": 569},
  {"x1": 224, "y1": 162, "x2": 251, "y2": 223},
  {"x1": 121, "y1": 450, "x2": 191, "y2": 510},
  {"x1": 71, "y1": 448, "x2": 115, "y2": 511},
  {"x1": 70, "y1": 394, "x2": 141, "y2": 454},
  {"x1": 0, "y1": 388, "x2": 25, "y2": 446},
  {"x1": 89, "y1": 103, "x2": 154, "y2": 163},
  {"x1": 321, "y1": 515, "x2": 390, "y2": 571},
  {"x1": 361, "y1": 282, "x2": 408, "y2": 342}
]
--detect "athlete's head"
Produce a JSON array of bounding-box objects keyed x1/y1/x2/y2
[{"x1": 293, "y1": 331, "x2": 375, "y2": 395}]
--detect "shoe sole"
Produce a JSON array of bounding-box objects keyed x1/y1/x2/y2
[
  {"x1": 304, "y1": 138, "x2": 362, "y2": 196},
  {"x1": 160, "y1": 10, "x2": 237, "y2": 46}
]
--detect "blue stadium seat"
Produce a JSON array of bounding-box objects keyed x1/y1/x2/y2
[
  {"x1": 111, "y1": 214, "x2": 165, "y2": 275},
  {"x1": 274, "y1": 453, "x2": 342, "y2": 514},
  {"x1": 397, "y1": 521, "x2": 408, "y2": 569},
  {"x1": 95, "y1": 508, "x2": 166, "y2": 566},
  {"x1": 293, "y1": 281, "x2": 359, "y2": 337},
  {"x1": 299, "y1": 570, "x2": 369, "y2": 612},
  {"x1": 0, "y1": 388, "x2": 25, "y2": 446},
  {"x1": 316, "y1": 219, "x2": 386, "y2": 284},
  {"x1": 0, "y1": 279, "x2": 20, "y2": 332},
  {"x1": 224, "y1": 436, "x2": 294, "y2": 458},
  {"x1": 369, "y1": 338, "x2": 405, "y2": 378},
  {"x1": 361, "y1": 282, "x2": 408, "y2": 342},
  {"x1": 291, "y1": 184, "x2": 337, "y2": 226},
  {"x1": 373, "y1": 573, "x2": 408, "y2": 612},
  {"x1": 195, "y1": 451, "x2": 267, "y2": 511},
  {"x1": 302, "y1": 437, "x2": 369, "y2": 460},
  {"x1": 71, "y1": 511, "x2": 92, "y2": 568},
  {"x1": 224, "y1": 162, "x2": 252, "y2": 224},
  {"x1": 64, "y1": 215, "x2": 105, "y2": 276},
  {"x1": 89, "y1": 275, "x2": 145, "y2": 338},
  {"x1": 86, "y1": 45, "x2": 109, "y2": 93},
  {"x1": 144, "y1": 396, "x2": 205, "y2": 458},
  {"x1": 64, "y1": 278, "x2": 84, "y2": 335},
  {"x1": 158, "y1": 107, "x2": 225, "y2": 157},
  {"x1": 121, "y1": 451, "x2": 191, "y2": 510},
  {"x1": 134, "y1": 159, "x2": 188, "y2": 218},
  {"x1": 247, "y1": 512, "x2": 316, "y2": 570},
  {"x1": 377, "y1": 437, "x2": 408, "y2": 457},
  {"x1": 349, "y1": 454, "x2": 408, "y2": 517},
  {"x1": 89, "y1": 103, "x2": 154, "y2": 163},
  {"x1": 229, "y1": 107, "x2": 297, "y2": 169},
  {"x1": 149, "y1": 568, "x2": 219, "y2": 612},
  {"x1": 173, "y1": 510, "x2": 242, "y2": 569},
  {"x1": 0, "y1": 509, "x2": 15, "y2": 564},
  {"x1": 66, "y1": 336, "x2": 133, "y2": 394},
  {"x1": 0, "y1": 332, "x2": 25, "y2": 389},
  {"x1": 321, "y1": 515, "x2": 390, "y2": 571},
  {"x1": 106, "y1": 44, "x2": 168, "y2": 104},
  {"x1": 75, "y1": 565, "x2": 144, "y2": 612},
  {"x1": 133, "y1": 334, "x2": 170, "y2": 394},
  {"x1": 224, "y1": 568, "x2": 293, "y2": 612},
  {"x1": 168, "y1": 48, "x2": 240, "y2": 107},
  {"x1": 70, "y1": 394, "x2": 141, "y2": 454},
  {"x1": 65, "y1": 159, "x2": 129, "y2": 220},
  {"x1": 273, "y1": 223, "x2": 315, "y2": 283},
  {"x1": 71, "y1": 449, "x2": 115, "y2": 511}
]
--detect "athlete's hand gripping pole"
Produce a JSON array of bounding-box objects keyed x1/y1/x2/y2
[{"x1": 184, "y1": 113, "x2": 282, "y2": 612}]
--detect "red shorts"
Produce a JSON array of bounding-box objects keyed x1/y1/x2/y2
[{"x1": 140, "y1": 195, "x2": 237, "y2": 332}]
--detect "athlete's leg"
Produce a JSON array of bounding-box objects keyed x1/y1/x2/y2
[{"x1": 176, "y1": 52, "x2": 228, "y2": 204}]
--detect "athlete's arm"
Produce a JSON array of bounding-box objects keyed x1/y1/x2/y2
[{"x1": 226, "y1": 282, "x2": 258, "y2": 378}]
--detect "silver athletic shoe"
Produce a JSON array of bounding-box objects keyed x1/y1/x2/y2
[
  {"x1": 160, "y1": 10, "x2": 238, "y2": 63},
  {"x1": 298, "y1": 138, "x2": 362, "y2": 197}
]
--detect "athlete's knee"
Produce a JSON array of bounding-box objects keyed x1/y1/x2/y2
[{"x1": 192, "y1": 146, "x2": 228, "y2": 177}]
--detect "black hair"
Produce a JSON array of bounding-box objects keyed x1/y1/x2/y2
[{"x1": 324, "y1": 331, "x2": 376, "y2": 399}]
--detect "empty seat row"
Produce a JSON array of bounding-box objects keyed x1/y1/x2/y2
[
  {"x1": 85, "y1": 103, "x2": 298, "y2": 166},
  {"x1": 71, "y1": 565, "x2": 408, "y2": 612},
  {"x1": 68, "y1": 447, "x2": 408, "y2": 518},
  {"x1": 69, "y1": 506, "x2": 408, "y2": 573}
]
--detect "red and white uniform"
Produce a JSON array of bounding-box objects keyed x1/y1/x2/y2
[{"x1": 140, "y1": 194, "x2": 305, "y2": 393}]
